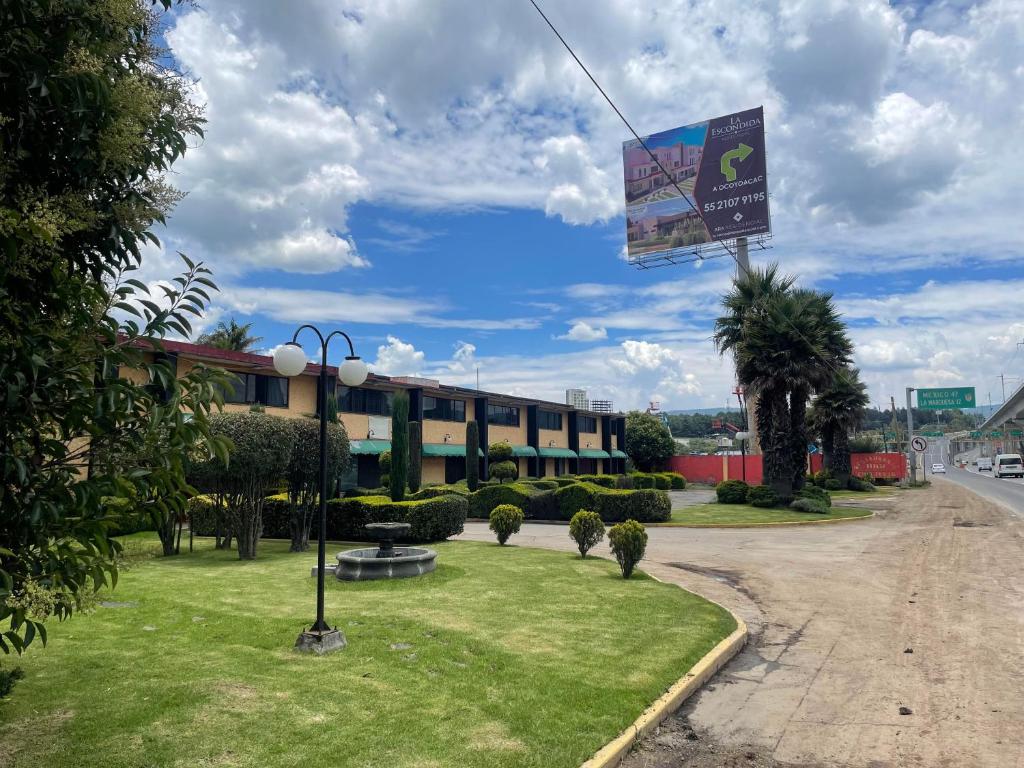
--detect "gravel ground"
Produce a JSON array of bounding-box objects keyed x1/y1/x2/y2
[{"x1": 457, "y1": 480, "x2": 1024, "y2": 767}]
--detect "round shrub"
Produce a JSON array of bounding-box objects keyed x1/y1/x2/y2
[
  {"x1": 488, "y1": 442, "x2": 514, "y2": 463},
  {"x1": 569, "y1": 510, "x2": 605, "y2": 558},
  {"x1": 652, "y1": 474, "x2": 671, "y2": 490},
  {"x1": 746, "y1": 485, "x2": 780, "y2": 508},
  {"x1": 812, "y1": 469, "x2": 832, "y2": 488},
  {"x1": 823, "y1": 478, "x2": 844, "y2": 491},
  {"x1": 665, "y1": 472, "x2": 687, "y2": 490},
  {"x1": 796, "y1": 485, "x2": 832, "y2": 507},
  {"x1": 378, "y1": 450, "x2": 392, "y2": 474},
  {"x1": 489, "y1": 504, "x2": 524, "y2": 545},
  {"x1": 608, "y1": 519, "x2": 648, "y2": 579},
  {"x1": 489, "y1": 460, "x2": 518, "y2": 484},
  {"x1": 790, "y1": 497, "x2": 828, "y2": 514},
  {"x1": 716, "y1": 479, "x2": 749, "y2": 504}
]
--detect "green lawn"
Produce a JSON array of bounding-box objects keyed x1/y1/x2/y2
[
  {"x1": 662, "y1": 503, "x2": 873, "y2": 526},
  {"x1": 0, "y1": 535, "x2": 735, "y2": 768}
]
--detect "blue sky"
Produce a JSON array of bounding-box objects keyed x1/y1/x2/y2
[{"x1": 141, "y1": 0, "x2": 1024, "y2": 411}]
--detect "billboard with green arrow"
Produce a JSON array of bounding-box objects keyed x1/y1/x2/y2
[{"x1": 622, "y1": 107, "x2": 771, "y2": 262}]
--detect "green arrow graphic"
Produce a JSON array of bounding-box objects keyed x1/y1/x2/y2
[{"x1": 720, "y1": 143, "x2": 753, "y2": 182}]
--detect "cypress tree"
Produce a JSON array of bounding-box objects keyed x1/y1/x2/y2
[
  {"x1": 390, "y1": 391, "x2": 409, "y2": 501},
  {"x1": 466, "y1": 420, "x2": 480, "y2": 491},
  {"x1": 408, "y1": 421, "x2": 422, "y2": 493}
]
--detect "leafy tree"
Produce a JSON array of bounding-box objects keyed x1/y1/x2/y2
[
  {"x1": 624, "y1": 411, "x2": 675, "y2": 471},
  {"x1": 408, "y1": 421, "x2": 422, "y2": 493},
  {"x1": 0, "y1": 0, "x2": 229, "y2": 653},
  {"x1": 204, "y1": 413, "x2": 293, "y2": 560},
  {"x1": 284, "y1": 418, "x2": 350, "y2": 552},
  {"x1": 196, "y1": 318, "x2": 263, "y2": 352},
  {"x1": 809, "y1": 368, "x2": 870, "y2": 486},
  {"x1": 390, "y1": 391, "x2": 410, "y2": 501},
  {"x1": 466, "y1": 421, "x2": 480, "y2": 491}
]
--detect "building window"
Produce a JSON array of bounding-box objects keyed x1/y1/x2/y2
[
  {"x1": 220, "y1": 372, "x2": 289, "y2": 408},
  {"x1": 579, "y1": 415, "x2": 598, "y2": 433},
  {"x1": 538, "y1": 410, "x2": 563, "y2": 431},
  {"x1": 423, "y1": 396, "x2": 466, "y2": 422},
  {"x1": 339, "y1": 386, "x2": 392, "y2": 416},
  {"x1": 487, "y1": 404, "x2": 520, "y2": 427}
]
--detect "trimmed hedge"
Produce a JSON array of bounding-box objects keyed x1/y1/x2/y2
[
  {"x1": 629, "y1": 472, "x2": 657, "y2": 489},
  {"x1": 517, "y1": 479, "x2": 559, "y2": 491},
  {"x1": 552, "y1": 476, "x2": 578, "y2": 487},
  {"x1": 577, "y1": 474, "x2": 617, "y2": 488},
  {"x1": 847, "y1": 478, "x2": 876, "y2": 492},
  {"x1": 554, "y1": 482, "x2": 670, "y2": 523},
  {"x1": 407, "y1": 484, "x2": 471, "y2": 500},
  {"x1": 824, "y1": 478, "x2": 844, "y2": 491},
  {"x1": 191, "y1": 493, "x2": 467, "y2": 543},
  {"x1": 469, "y1": 482, "x2": 557, "y2": 521},
  {"x1": 716, "y1": 479, "x2": 749, "y2": 504}
]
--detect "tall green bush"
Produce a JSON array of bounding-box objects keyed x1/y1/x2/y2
[
  {"x1": 390, "y1": 391, "x2": 409, "y2": 501},
  {"x1": 608, "y1": 520, "x2": 648, "y2": 578},
  {"x1": 466, "y1": 421, "x2": 480, "y2": 491},
  {"x1": 408, "y1": 421, "x2": 422, "y2": 493},
  {"x1": 284, "y1": 417, "x2": 350, "y2": 552},
  {"x1": 569, "y1": 510, "x2": 605, "y2": 558}
]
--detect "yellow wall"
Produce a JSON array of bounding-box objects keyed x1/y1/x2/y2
[
  {"x1": 422, "y1": 418, "x2": 469, "y2": 445},
  {"x1": 488, "y1": 423, "x2": 527, "y2": 447},
  {"x1": 422, "y1": 457, "x2": 446, "y2": 485},
  {"x1": 339, "y1": 412, "x2": 371, "y2": 440},
  {"x1": 578, "y1": 417, "x2": 602, "y2": 451}
]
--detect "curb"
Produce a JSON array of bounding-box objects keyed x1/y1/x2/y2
[
  {"x1": 651, "y1": 510, "x2": 876, "y2": 529},
  {"x1": 580, "y1": 584, "x2": 748, "y2": 768}
]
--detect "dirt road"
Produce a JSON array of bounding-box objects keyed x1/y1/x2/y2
[{"x1": 457, "y1": 481, "x2": 1024, "y2": 767}]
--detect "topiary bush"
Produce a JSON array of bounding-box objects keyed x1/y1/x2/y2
[
  {"x1": 614, "y1": 474, "x2": 635, "y2": 489},
  {"x1": 469, "y1": 482, "x2": 557, "y2": 520},
  {"x1": 489, "y1": 459, "x2": 518, "y2": 483},
  {"x1": 629, "y1": 472, "x2": 657, "y2": 489},
  {"x1": 790, "y1": 497, "x2": 828, "y2": 514},
  {"x1": 746, "y1": 485, "x2": 780, "y2": 508},
  {"x1": 555, "y1": 482, "x2": 602, "y2": 520},
  {"x1": 465, "y1": 421, "x2": 480, "y2": 492},
  {"x1": 716, "y1": 479, "x2": 749, "y2": 504},
  {"x1": 283, "y1": 416, "x2": 349, "y2": 552},
  {"x1": 488, "y1": 442, "x2": 514, "y2": 463},
  {"x1": 608, "y1": 519, "x2": 648, "y2": 579},
  {"x1": 407, "y1": 484, "x2": 471, "y2": 500},
  {"x1": 664, "y1": 472, "x2": 687, "y2": 490},
  {"x1": 552, "y1": 476, "x2": 578, "y2": 487},
  {"x1": 811, "y1": 469, "x2": 832, "y2": 488},
  {"x1": 824, "y1": 478, "x2": 844, "y2": 491},
  {"x1": 796, "y1": 485, "x2": 832, "y2": 507},
  {"x1": 489, "y1": 504, "x2": 524, "y2": 545},
  {"x1": 517, "y1": 479, "x2": 559, "y2": 491},
  {"x1": 577, "y1": 474, "x2": 617, "y2": 488},
  {"x1": 652, "y1": 474, "x2": 672, "y2": 490},
  {"x1": 569, "y1": 510, "x2": 605, "y2": 557}
]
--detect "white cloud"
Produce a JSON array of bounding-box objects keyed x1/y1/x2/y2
[
  {"x1": 556, "y1": 321, "x2": 608, "y2": 342},
  {"x1": 371, "y1": 336, "x2": 425, "y2": 376}
]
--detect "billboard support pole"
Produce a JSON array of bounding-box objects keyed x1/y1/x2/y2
[
  {"x1": 736, "y1": 236, "x2": 750, "y2": 278},
  {"x1": 906, "y1": 387, "x2": 916, "y2": 484}
]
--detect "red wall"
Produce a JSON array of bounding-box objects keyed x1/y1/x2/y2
[{"x1": 667, "y1": 452, "x2": 905, "y2": 485}]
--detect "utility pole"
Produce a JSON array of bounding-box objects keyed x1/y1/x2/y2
[
  {"x1": 999, "y1": 374, "x2": 1007, "y2": 404},
  {"x1": 890, "y1": 395, "x2": 900, "y2": 454},
  {"x1": 906, "y1": 387, "x2": 916, "y2": 484}
]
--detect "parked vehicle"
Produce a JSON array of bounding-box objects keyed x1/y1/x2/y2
[
  {"x1": 931, "y1": 463, "x2": 946, "y2": 474},
  {"x1": 995, "y1": 453, "x2": 1024, "y2": 479},
  {"x1": 977, "y1": 457, "x2": 993, "y2": 472}
]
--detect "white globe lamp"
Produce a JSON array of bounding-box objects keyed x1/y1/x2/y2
[
  {"x1": 273, "y1": 342, "x2": 308, "y2": 377},
  {"x1": 339, "y1": 355, "x2": 368, "y2": 387}
]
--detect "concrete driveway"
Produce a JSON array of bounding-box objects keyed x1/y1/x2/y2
[{"x1": 457, "y1": 481, "x2": 1024, "y2": 767}]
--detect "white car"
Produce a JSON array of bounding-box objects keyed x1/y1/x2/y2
[
  {"x1": 977, "y1": 457, "x2": 993, "y2": 472},
  {"x1": 931, "y1": 463, "x2": 946, "y2": 474},
  {"x1": 995, "y1": 454, "x2": 1024, "y2": 479}
]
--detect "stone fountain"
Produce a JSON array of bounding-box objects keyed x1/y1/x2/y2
[{"x1": 334, "y1": 522, "x2": 437, "y2": 581}]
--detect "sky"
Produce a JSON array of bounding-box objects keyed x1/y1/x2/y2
[{"x1": 141, "y1": 0, "x2": 1024, "y2": 413}]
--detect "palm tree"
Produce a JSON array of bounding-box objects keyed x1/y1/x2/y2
[
  {"x1": 787, "y1": 289, "x2": 853, "y2": 491},
  {"x1": 196, "y1": 319, "x2": 263, "y2": 352},
  {"x1": 714, "y1": 264, "x2": 797, "y2": 498},
  {"x1": 809, "y1": 367, "x2": 869, "y2": 486}
]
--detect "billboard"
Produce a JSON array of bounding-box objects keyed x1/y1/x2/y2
[{"x1": 623, "y1": 106, "x2": 770, "y2": 261}]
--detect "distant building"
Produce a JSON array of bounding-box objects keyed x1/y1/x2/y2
[
  {"x1": 590, "y1": 400, "x2": 613, "y2": 413},
  {"x1": 566, "y1": 388, "x2": 589, "y2": 410}
]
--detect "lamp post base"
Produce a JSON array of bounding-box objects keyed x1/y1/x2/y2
[{"x1": 294, "y1": 628, "x2": 346, "y2": 655}]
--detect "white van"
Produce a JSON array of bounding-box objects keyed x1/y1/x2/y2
[
  {"x1": 977, "y1": 457, "x2": 993, "y2": 472},
  {"x1": 995, "y1": 454, "x2": 1024, "y2": 479}
]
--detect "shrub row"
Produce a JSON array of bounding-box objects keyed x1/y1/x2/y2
[
  {"x1": 466, "y1": 480, "x2": 670, "y2": 523},
  {"x1": 629, "y1": 471, "x2": 685, "y2": 490},
  {"x1": 191, "y1": 493, "x2": 467, "y2": 542}
]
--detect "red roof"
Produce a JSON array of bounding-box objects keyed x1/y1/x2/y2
[{"x1": 130, "y1": 337, "x2": 337, "y2": 376}]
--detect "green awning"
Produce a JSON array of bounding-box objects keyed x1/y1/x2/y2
[
  {"x1": 422, "y1": 443, "x2": 485, "y2": 457},
  {"x1": 611, "y1": 449, "x2": 628, "y2": 459},
  {"x1": 350, "y1": 439, "x2": 391, "y2": 455},
  {"x1": 579, "y1": 448, "x2": 611, "y2": 459},
  {"x1": 510, "y1": 445, "x2": 537, "y2": 458},
  {"x1": 538, "y1": 447, "x2": 577, "y2": 459}
]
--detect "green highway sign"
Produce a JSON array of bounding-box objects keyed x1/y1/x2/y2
[
  {"x1": 921, "y1": 431, "x2": 944, "y2": 437},
  {"x1": 989, "y1": 431, "x2": 1004, "y2": 438},
  {"x1": 970, "y1": 431, "x2": 982, "y2": 438},
  {"x1": 1012, "y1": 430, "x2": 1023, "y2": 437},
  {"x1": 916, "y1": 387, "x2": 976, "y2": 410}
]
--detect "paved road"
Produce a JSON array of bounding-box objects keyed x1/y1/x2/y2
[
  {"x1": 458, "y1": 483, "x2": 1024, "y2": 767},
  {"x1": 942, "y1": 465, "x2": 1024, "y2": 518}
]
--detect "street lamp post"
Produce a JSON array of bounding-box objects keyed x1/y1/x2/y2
[{"x1": 274, "y1": 325, "x2": 367, "y2": 654}]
